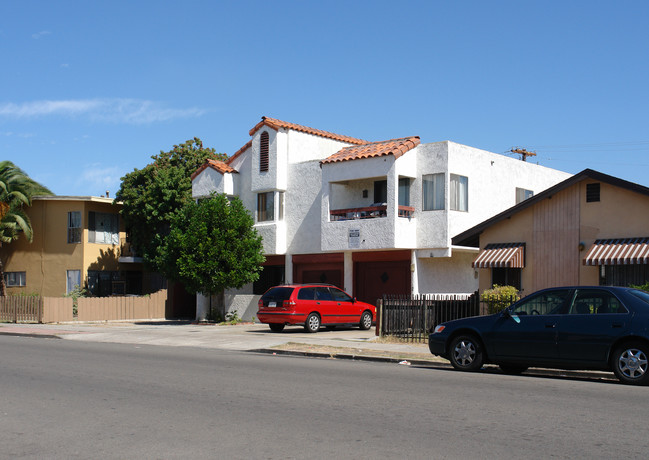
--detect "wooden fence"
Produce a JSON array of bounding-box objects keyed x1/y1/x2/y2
[
  {"x1": 0, "y1": 290, "x2": 167, "y2": 323},
  {"x1": 378, "y1": 292, "x2": 481, "y2": 342},
  {"x1": 0, "y1": 296, "x2": 43, "y2": 323},
  {"x1": 77, "y1": 290, "x2": 167, "y2": 322}
]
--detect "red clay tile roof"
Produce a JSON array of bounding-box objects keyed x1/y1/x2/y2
[
  {"x1": 191, "y1": 159, "x2": 238, "y2": 180},
  {"x1": 226, "y1": 140, "x2": 252, "y2": 165},
  {"x1": 321, "y1": 136, "x2": 421, "y2": 165},
  {"x1": 249, "y1": 116, "x2": 368, "y2": 145}
]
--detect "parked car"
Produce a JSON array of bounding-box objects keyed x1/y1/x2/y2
[
  {"x1": 257, "y1": 284, "x2": 375, "y2": 333},
  {"x1": 429, "y1": 286, "x2": 649, "y2": 385}
]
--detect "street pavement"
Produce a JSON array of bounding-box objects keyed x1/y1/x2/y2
[{"x1": 0, "y1": 320, "x2": 617, "y2": 381}]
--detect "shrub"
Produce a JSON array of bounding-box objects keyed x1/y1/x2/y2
[
  {"x1": 481, "y1": 285, "x2": 520, "y2": 314},
  {"x1": 629, "y1": 282, "x2": 649, "y2": 293}
]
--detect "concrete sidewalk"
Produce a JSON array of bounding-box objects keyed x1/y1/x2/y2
[{"x1": 0, "y1": 321, "x2": 617, "y2": 381}]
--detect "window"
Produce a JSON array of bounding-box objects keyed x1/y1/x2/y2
[
  {"x1": 450, "y1": 174, "x2": 468, "y2": 211},
  {"x1": 278, "y1": 192, "x2": 284, "y2": 221},
  {"x1": 298, "y1": 287, "x2": 317, "y2": 300},
  {"x1": 67, "y1": 211, "x2": 81, "y2": 243},
  {"x1": 66, "y1": 270, "x2": 81, "y2": 294},
  {"x1": 510, "y1": 289, "x2": 572, "y2": 316},
  {"x1": 257, "y1": 192, "x2": 274, "y2": 222},
  {"x1": 331, "y1": 287, "x2": 353, "y2": 303},
  {"x1": 4, "y1": 271, "x2": 26, "y2": 287},
  {"x1": 586, "y1": 183, "x2": 600, "y2": 202},
  {"x1": 568, "y1": 289, "x2": 627, "y2": 315},
  {"x1": 260, "y1": 131, "x2": 269, "y2": 172},
  {"x1": 88, "y1": 212, "x2": 119, "y2": 244},
  {"x1": 516, "y1": 188, "x2": 534, "y2": 204},
  {"x1": 374, "y1": 180, "x2": 387, "y2": 204},
  {"x1": 492, "y1": 268, "x2": 521, "y2": 291},
  {"x1": 423, "y1": 173, "x2": 444, "y2": 211},
  {"x1": 315, "y1": 286, "x2": 333, "y2": 301},
  {"x1": 602, "y1": 264, "x2": 649, "y2": 287},
  {"x1": 398, "y1": 178, "x2": 411, "y2": 207}
]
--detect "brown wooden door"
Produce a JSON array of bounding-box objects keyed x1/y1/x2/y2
[{"x1": 354, "y1": 260, "x2": 411, "y2": 306}]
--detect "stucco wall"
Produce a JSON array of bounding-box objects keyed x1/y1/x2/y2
[{"x1": 417, "y1": 251, "x2": 479, "y2": 294}]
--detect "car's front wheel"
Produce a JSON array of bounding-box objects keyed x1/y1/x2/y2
[
  {"x1": 612, "y1": 342, "x2": 649, "y2": 385},
  {"x1": 269, "y1": 323, "x2": 285, "y2": 332},
  {"x1": 448, "y1": 335, "x2": 484, "y2": 371},
  {"x1": 359, "y1": 311, "x2": 373, "y2": 330},
  {"x1": 304, "y1": 313, "x2": 321, "y2": 333}
]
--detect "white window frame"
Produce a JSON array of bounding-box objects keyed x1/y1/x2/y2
[
  {"x1": 422, "y1": 173, "x2": 445, "y2": 211},
  {"x1": 66, "y1": 270, "x2": 81, "y2": 294},
  {"x1": 5, "y1": 271, "x2": 26, "y2": 287},
  {"x1": 450, "y1": 174, "x2": 468, "y2": 212}
]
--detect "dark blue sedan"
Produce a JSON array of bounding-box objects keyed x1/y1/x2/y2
[{"x1": 429, "y1": 286, "x2": 649, "y2": 385}]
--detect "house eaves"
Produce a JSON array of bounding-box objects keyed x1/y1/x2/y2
[
  {"x1": 320, "y1": 136, "x2": 421, "y2": 165},
  {"x1": 191, "y1": 159, "x2": 239, "y2": 181}
]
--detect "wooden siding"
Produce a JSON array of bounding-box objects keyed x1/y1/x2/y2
[{"x1": 532, "y1": 186, "x2": 580, "y2": 289}]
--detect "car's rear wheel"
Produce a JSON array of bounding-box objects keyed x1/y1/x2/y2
[
  {"x1": 269, "y1": 323, "x2": 285, "y2": 332},
  {"x1": 612, "y1": 342, "x2": 649, "y2": 385},
  {"x1": 499, "y1": 364, "x2": 528, "y2": 375},
  {"x1": 359, "y1": 311, "x2": 372, "y2": 330},
  {"x1": 449, "y1": 335, "x2": 484, "y2": 371},
  {"x1": 304, "y1": 313, "x2": 321, "y2": 333}
]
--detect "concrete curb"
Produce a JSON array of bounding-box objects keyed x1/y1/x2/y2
[
  {"x1": 251, "y1": 348, "x2": 618, "y2": 381},
  {"x1": 0, "y1": 331, "x2": 62, "y2": 339}
]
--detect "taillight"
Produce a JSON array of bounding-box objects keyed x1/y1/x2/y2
[
  {"x1": 285, "y1": 300, "x2": 296, "y2": 308},
  {"x1": 258, "y1": 299, "x2": 264, "y2": 308}
]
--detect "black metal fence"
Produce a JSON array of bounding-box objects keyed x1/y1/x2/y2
[{"x1": 378, "y1": 292, "x2": 482, "y2": 342}]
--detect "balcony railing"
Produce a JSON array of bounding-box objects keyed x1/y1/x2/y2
[{"x1": 330, "y1": 205, "x2": 415, "y2": 221}]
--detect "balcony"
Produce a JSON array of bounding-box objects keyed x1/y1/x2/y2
[{"x1": 330, "y1": 204, "x2": 414, "y2": 221}]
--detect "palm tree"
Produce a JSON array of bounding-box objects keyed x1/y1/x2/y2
[{"x1": 0, "y1": 161, "x2": 53, "y2": 295}]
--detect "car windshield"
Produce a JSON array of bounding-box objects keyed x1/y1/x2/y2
[
  {"x1": 261, "y1": 287, "x2": 294, "y2": 301},
  {"x1": 628, "y1": 289, "x2": 649, "y2": 306}
]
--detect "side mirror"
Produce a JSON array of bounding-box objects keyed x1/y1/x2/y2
[
  {"x1": 501, "y1": 309, "x2": 511, "y2": 318},
  {"x1": 352, "y1": 297, "x2": 356, "y2": 304}
]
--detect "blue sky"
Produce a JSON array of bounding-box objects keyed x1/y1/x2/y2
[{"x1": 1, "y1": 1, "x2": 648, "y2": 196}]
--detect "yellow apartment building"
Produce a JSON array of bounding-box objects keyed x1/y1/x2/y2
[{"x1": 1, "y1": 196, "x2": 160, "y2": 297}]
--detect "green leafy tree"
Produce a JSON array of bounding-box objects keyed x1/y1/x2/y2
[
  {"x1": 161, "y1": 193, "x2": 265, "y2": 320},
  {"x1": 114, "y1": 138, "x2": 227, "y2": 273},
  {"x1": 0, "y1": 161, "x2": 53, "y2": 295}
]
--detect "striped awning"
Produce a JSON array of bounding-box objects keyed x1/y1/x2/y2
[
  {"x1": 583, "y1": 238, "x2": 649, "y2": 265},
  {"x1": 472, "y1": 243, "x2": 525, "y2": 269}
]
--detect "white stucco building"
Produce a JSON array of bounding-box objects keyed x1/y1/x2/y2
[{"x1": 192, "y1": 116, "x2": 572, "y2": 320}]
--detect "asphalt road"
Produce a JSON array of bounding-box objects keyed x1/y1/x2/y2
[{"x1": 1, "y1": 335, "x2": 647, "y2": 459}]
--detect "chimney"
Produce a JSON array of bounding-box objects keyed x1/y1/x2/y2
[{"x1": 106, "y1": 191, "x2": 110, "y2": 198}]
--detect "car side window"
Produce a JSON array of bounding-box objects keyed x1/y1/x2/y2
[
  {"x1": 315, "y1": 287, "x2": 334, "y2": 301},
  {"x1": 569, "y1": 289, "x2": 628, "y2": 314},
  {"x1": 331, "y1": 288, "x2": 353, "y2": 302},
  {"x1": 297, "y1": 287, "x2": 316, "y2": 300},
  {"x1": 510, "y1": 289, "x2": 572, "y2": 316}
]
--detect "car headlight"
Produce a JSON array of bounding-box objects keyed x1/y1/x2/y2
[{"x1": 433, "y1": 325, "x2": 446, "y2": 334}]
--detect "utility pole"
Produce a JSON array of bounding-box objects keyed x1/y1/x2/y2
[{"x1": 510, "y1": 147, "x2": 537, "y2": 162}]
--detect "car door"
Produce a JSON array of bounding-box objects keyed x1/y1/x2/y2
[
  {"x1": 330, "y1": 287, "x2": 360, "y2": 324},
  {"x1": 314, "y1": 286, "x2": 337, "y2": 325},
  {"x1": 557, "y1": 288, "x2": 632, "y2": 365},
  {"x1": 489, "y1": 289, "x2": 573, "y2": 361}
]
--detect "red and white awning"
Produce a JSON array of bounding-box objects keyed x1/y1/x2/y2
[
  {"x1": 472, "y1": 243, "x2": 525, "y2": 269},
  {"x1": 583, "y1": 238, "x2": 649, "y2": 265}
]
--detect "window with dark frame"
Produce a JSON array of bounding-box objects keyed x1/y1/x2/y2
[
  {"x1": 586, "y1": 183, "x2": 600, "y2": 202},
  {"x1": 260, "y1": 131, "x2": 269, "y2": 172},
  {"x1": 374, "y1": 180, "x2": 387, "y2": 204},
  {"x1": 67, "y1": 211, "x2": 82, "y2": 243},
  {"x1": 491, "y1": 267, "x2": 522, "y2": 291},
  {"x1": 257, "y1": 192, "x2": 274, "y2": 222}
]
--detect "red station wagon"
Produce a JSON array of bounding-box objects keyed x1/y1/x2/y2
[{"x1": 257, "y1": 284, "x2": 376, "y2": 333}]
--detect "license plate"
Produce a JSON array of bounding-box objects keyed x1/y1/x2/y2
[{"x1": 268, "y1": 301, "x2": 276, "y2": 308}]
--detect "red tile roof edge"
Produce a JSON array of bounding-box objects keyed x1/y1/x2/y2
[
  {"x1": 191, "y1": 158, "x2": 238, "y2": 180},
  {"x1": 226, "y1": 140, "x2": 252, "y2": 165},
  {"x1": 249, "y1": 116, "x2": 368, "y2": 145},
  {"x1": 320, "y1": 136, "x2": 421, "y2": 165}
]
